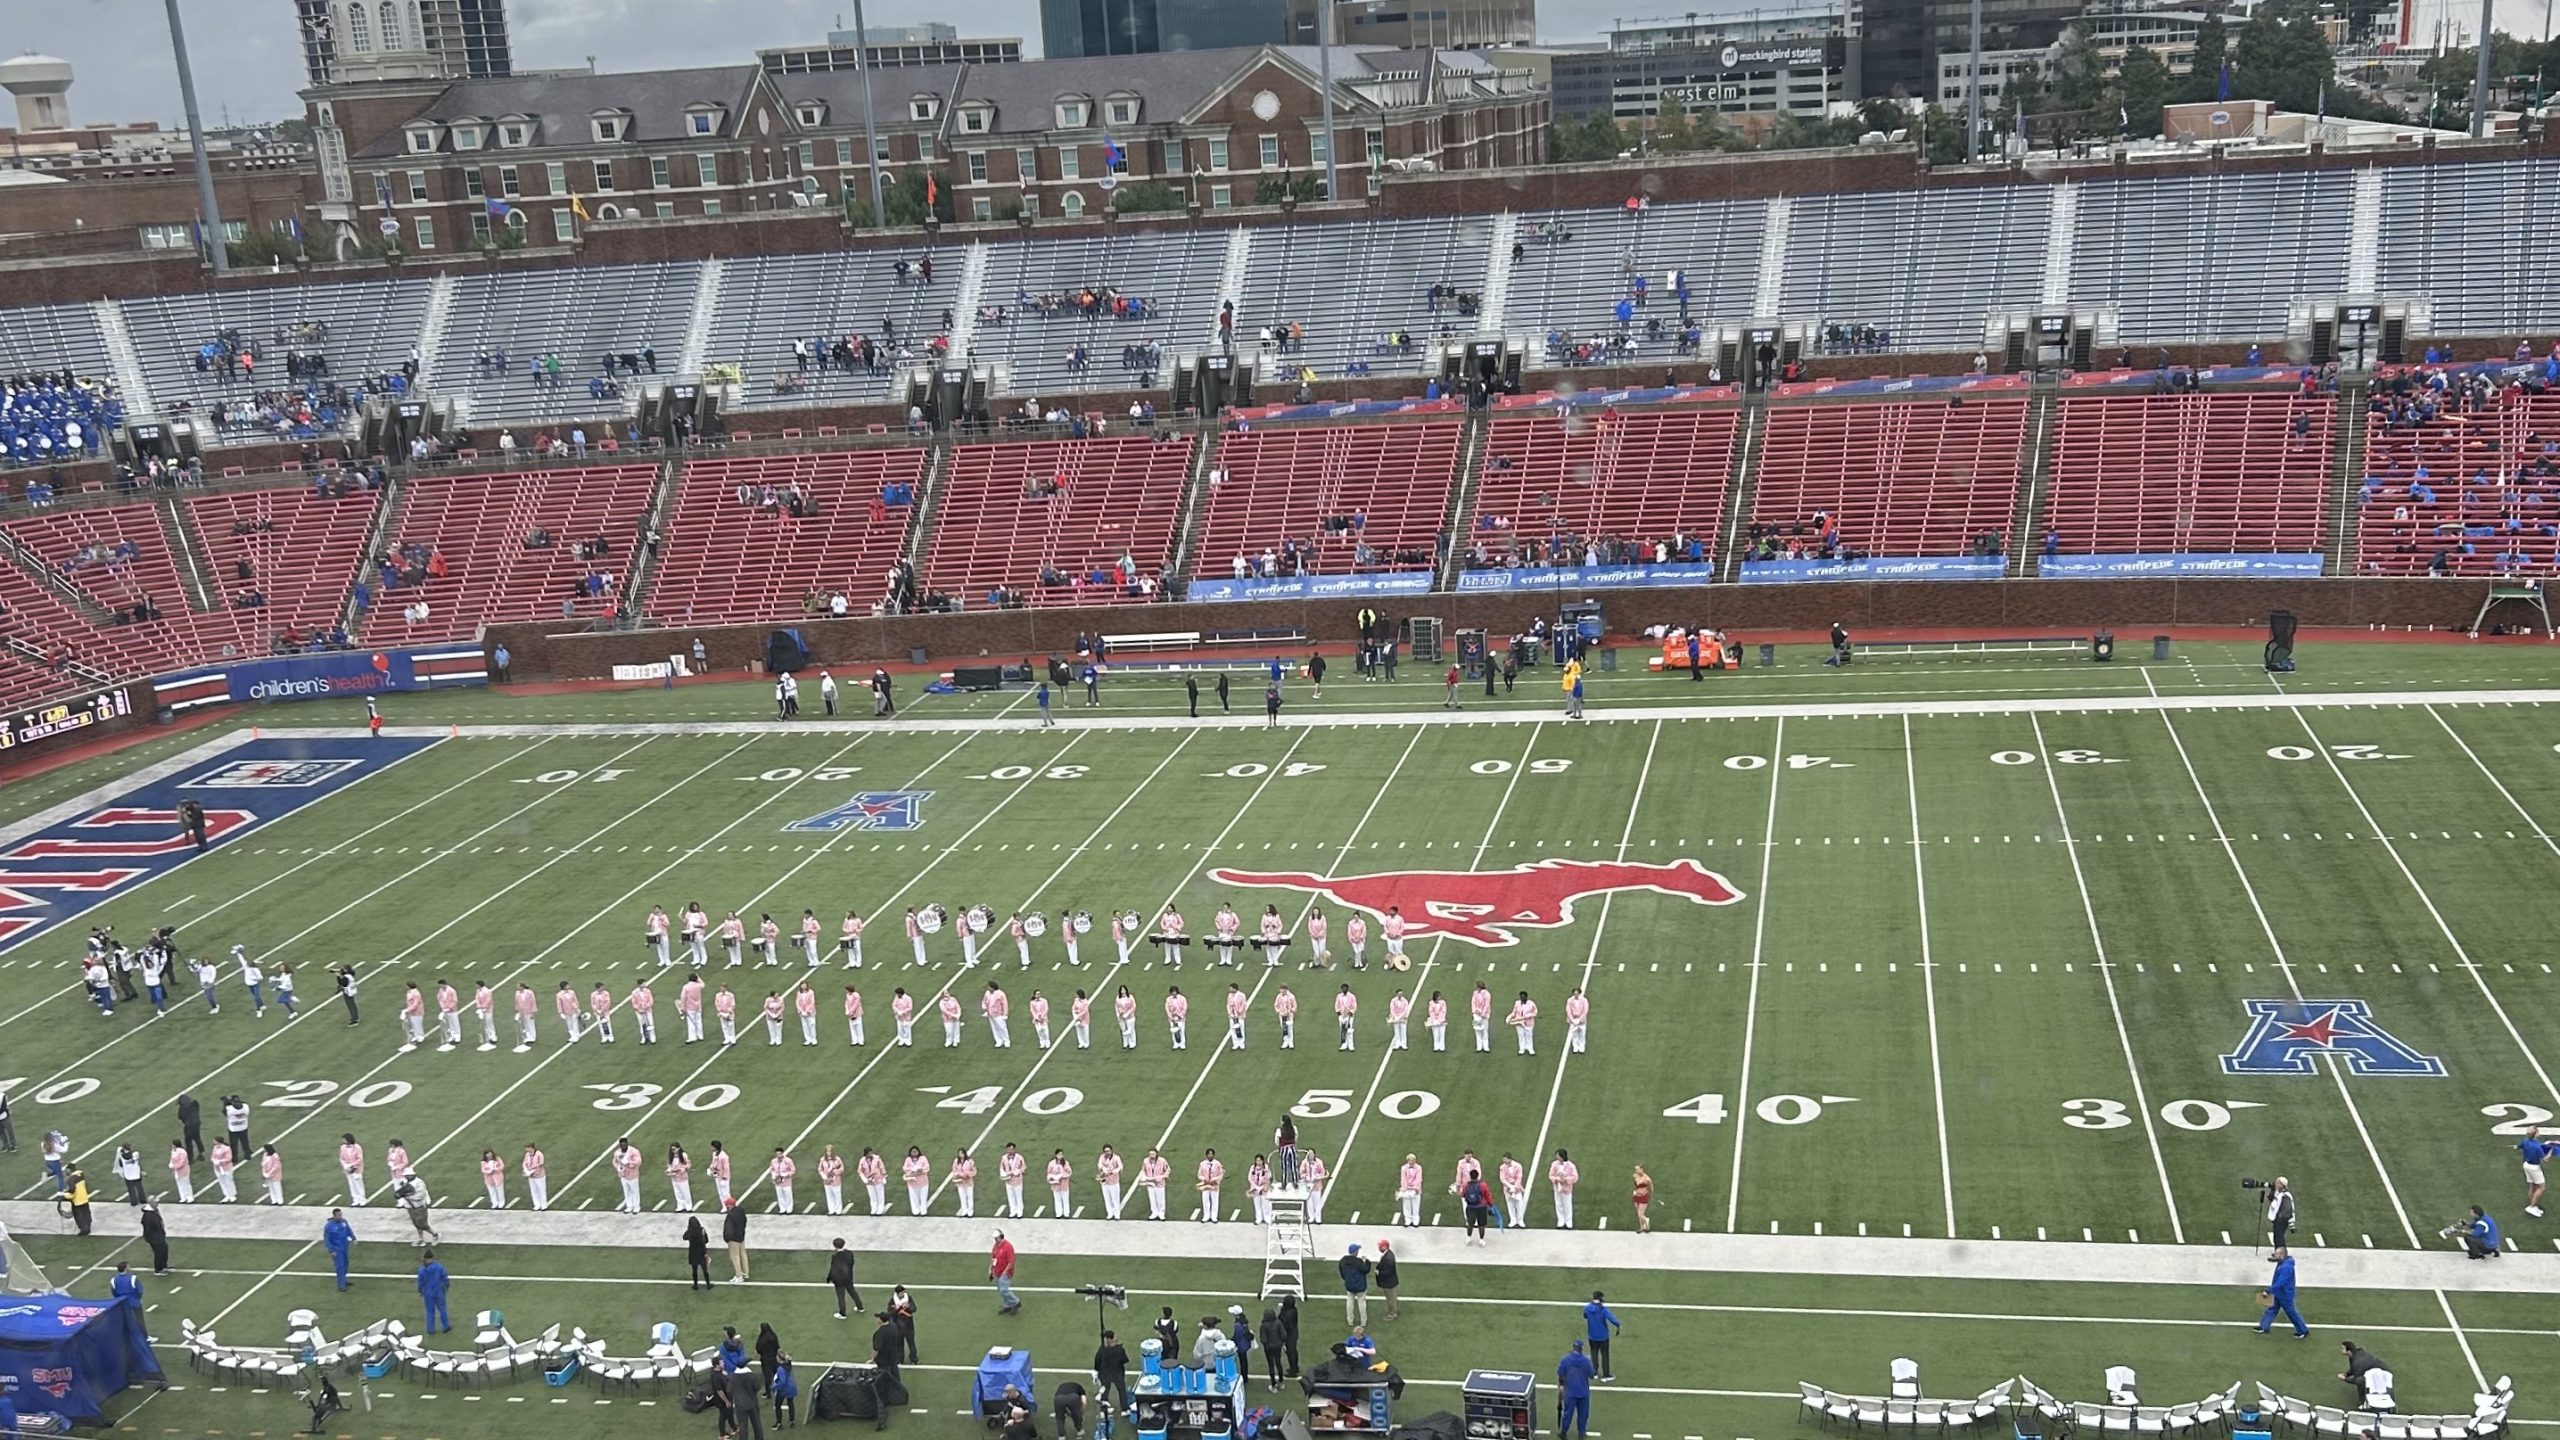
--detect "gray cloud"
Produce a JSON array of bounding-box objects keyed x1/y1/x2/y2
[{"x1": 9, "y1": 0, "x2": 1627, "y2": 130}]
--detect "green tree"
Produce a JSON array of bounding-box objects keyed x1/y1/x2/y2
[
  {"x1": 1106, "y1": 179, "x2": 1185, "y2": 213},
  {"x1": 224, "y1": 229, "x2": 308, "y2": 267},
  {"x1": 2051, "y1": 21, "x2": 2110, "y2": 115},
  {"x1": 2117, "y1": 44, "x2": 2172, "y2": 135},
  {"x1": 1653, "y1": 92, "x2": 1700, "y2": 152},
  {"x1": 2181, "y1": 12, "x2": 2229, "y2": 101},
  {"x1": 1252, "y1": 173, "x2": 1322, "y2": 205},
  {"x1": 1919, "y1": 103, "x2": 1969, "y2": 164},
  {"x1": 2232, "y1": 0, "x2": 2337, "y2": 113},
  {"x1": 845, "y1": 170, "x2": 950, "y2": 229}
]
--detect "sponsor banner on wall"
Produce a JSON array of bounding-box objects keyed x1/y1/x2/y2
[
  {"x1": 2038, "y1": 552, "x2": 2325, "y2": 578},
  {"x1": 1736, "y1": 557, "x2": 2010, "y2": 584},
  {"x1": 1453, "y1": 563, "x2": 1719, "y2": 593},
  {"x1": 1186, "y1": 572, "x2": 1438, "y2": 603},
  {"x1": 151, "y1": 646, "x2": 488, "y2": 711}
]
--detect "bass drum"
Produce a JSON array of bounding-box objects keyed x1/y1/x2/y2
[{"x1": 917, "y1": 904, "x2": 947, "y2": 934}]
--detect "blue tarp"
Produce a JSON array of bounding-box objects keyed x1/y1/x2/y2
[
  {"x1": 1186, "y1": 572, "x2": 1436, "y2": 603},
  {"x1": 1736, "y1": 557, "x2": 2009, "y2": 584},
  {"x1": 0, "y1": 1291, "x2": 165, "y2": 1429},
  {"x1": 2038, "y1": 552, "x2": 2325, "y2": 578},
  {"x1": 1453, "y1": 563, "x2": 1717, "y2": 593},
  {"x1": 973, "y1": 1348, "x2": 1034, "y2": 1409}
]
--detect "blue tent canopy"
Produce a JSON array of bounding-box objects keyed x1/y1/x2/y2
[{"x1": 0, "y1": 1291, "x2": 166, "y2": 1429}]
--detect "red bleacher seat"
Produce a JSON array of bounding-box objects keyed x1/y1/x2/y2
[
  {"x1": 4, "y1": 504, "x2": 206, "y2": 678},
  {"x1": 1195, "y1": 423, "x2": 1461, "y2": 580},
  {"x1": 925, "y1": 436, "x2": 1193, "y2": 606},
  {"x1": 1747, "y1": 398, "x2": 2028, "y2": 558},
  {"x1": 2044, "y1": 393, "x2": 2334, "y2": 556},
  {"x1": 371, "y1": 466, "x2": 660, "y2": 641},
  {"x1": 187, "y1": 486, "x2": 377, "y2": 648},
  {"x1": 1463, "y1": 407, "x2": 1737, "y2": 566},
  {"x1": 649, "y1": 450, "x2": 926, "y2": 625},
  {"x1": 2355, "y1": 394, "x2": 2560, "y2": 576}
]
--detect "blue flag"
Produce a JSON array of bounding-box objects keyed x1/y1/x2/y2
[
  {"x1": 1103, "y1": 135, "x2": 1126, "y2": 170},
  {"x1": 484, "y1": 197, "x2": 510, "y2": 218},
  {"x1": 2217, "y1": 59, "x2": 2231, "y2": 100}
]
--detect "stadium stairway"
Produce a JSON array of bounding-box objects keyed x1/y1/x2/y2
[
  {"x1": 341, "y1": 467, "x2": 406, "y2": 638},
  {"x1": 2038, "y1": 184, "x2": 2077, "y2": 310},
  {"x1": 2010, "y1": 379, "x2": 2059, "y2": 576},
  {"x1": 1434, "y1": 408, "x2": 1490, "y2": 590},
  {"x1": 1715, "y1": 392, "x2": 1770, "y2": 583},
  {"x1": 414, "y1": 273, "x2": 459, "y2": 392},
  {"x1": 152, "y1": 494, "x2": 217, "y2": 613},
  {"x1": 1475, "y1": 211, "x2": 1517, "y2": 332},
  {"x1": 677, "y1": 258, "x2": 725, "y2": 377},
  {"x1": 899, "y1": 438, "x2": 953, "y2": 577},
  {"x1": 1166, "y1": 426, "x2": 1219, "y2": 586},
  {"x1": 946, "y1": 242, "x2": 992, "y2": 369},
  {"x1": 92, "y1": 299, "x2": 153, "y2": 417},
  {"x1": 1214, "y1": 229, "x2": 1253, "y2": 347},
  {"x1": 1752, "y1": 197, "x2": 1792, "y2": 316},
  {"x1": 620, "y1": 456, "x2": 687, "y2": 617},
  {"x1": 2326, "y1": 376, "x2": 2371, "y2": 576}
]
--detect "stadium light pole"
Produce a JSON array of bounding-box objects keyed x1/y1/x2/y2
[
  {"x1": 1965, "y1": 0, "x2": 1983, "y2": 163},
  {"x1": 165, "y1": 0, "x2": 230, "y2": 275},
  {"x1": 1317, "y1": 0, "x2": 1341, "y2": 201},
  {"x1": 2471, "y1": 0, "x2": 2497, "y2": 135},
  {"x1": 851, "y1": 0, "x2": 888, "y2": 224}
]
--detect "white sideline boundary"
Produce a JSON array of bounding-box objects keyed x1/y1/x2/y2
[
  {"x1": 296, "y1": 687, "x2": 2560, "y2": 739},
  {"x1": 6, "y1": 1198, "x2": 2550, "y2": 1296}
]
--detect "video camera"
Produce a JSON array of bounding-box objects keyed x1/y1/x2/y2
[{"x1": 2240, "y1": 1177, "x2": 2269, "y2": 1190}]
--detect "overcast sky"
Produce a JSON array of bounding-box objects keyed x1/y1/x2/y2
[{"x1": 13, "y1": 0, "x2": 1634, "y2": 129}]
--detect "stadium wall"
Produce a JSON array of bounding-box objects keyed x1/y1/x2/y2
[{"x1": 484, "y1": 579, "x2": 2490, "y2": 682}]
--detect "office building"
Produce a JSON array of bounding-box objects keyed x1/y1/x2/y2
[
  {"x1": 1864, "y1": 0, "x2": 2076, "y2": 99},
  {"x1": 1039, "y1": 0, "x2": 1288, "y2": 57},
  {"x1": 1281, "y1": 0, "x2": 1539, "y2": 48},
  {"x1": 1551, "y1": 11, "x2": 1851, "y2": 120},
  {"x1": 296, "y1": 0, "x2": 511, "y2": 87},
  {"x1": 758, "y1": 23, "x2": 1024, "y2": 73}
]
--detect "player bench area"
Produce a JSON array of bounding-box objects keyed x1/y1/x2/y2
[{"x1": 1086, "y1": 626, "x2": 1314, "y2": 676}]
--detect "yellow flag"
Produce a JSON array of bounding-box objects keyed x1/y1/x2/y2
[{"x1": 570, "y1": 194, "x2": 591, "y2": 220}]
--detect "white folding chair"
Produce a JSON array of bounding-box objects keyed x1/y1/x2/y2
[
  {"x1": 1887, "y1": 1398, "x2": 1918, "y2": 1430},
  {"x1": 1914, "y1": 1398, "x2": 1952, "y2": 1433},
  {"x1": 2105, "y1": 1406, "x2": 2138, "y2": 1433},
  {"x1": 2075, "y1": 1403, "x2": 2110, "y2": 1432},
  {"x1": 2164, "y1": 1402, "x2": 2205, "y2": 1434},
  {"x1": 2109, "y1": 1366, "x2": 2142, "y2": 1407},
  {"x1": 2315, "y1": 1405, "x2": 2356, "y2": 1438},
  {"x1": 1892, "y1": 1359, "x2": 1923, "y2": 1401},
  {"x1": 1804, "y1": 1382, "x2": 1833, "y2": 1426},
  {"x1": 1827, "y1": 1391, "x2": 1863, "y2": 1429},
  {"x1": 2364, "y1": 1370, "x2": 2397, "y2": 1415},
  {"x1": 1969, "y1": 1382, "x2": 2014, "y2": 1425},
  {"x1": 2278, "y1": 1392, "x2": 2318, "y2": 1436},
  {"x1": 1853, "y1": 1394, "x2": 1889, "y2": 1430},
  {"x1": 2471, "y1": 1379, "x2": 2513, "y2": 1415},
  {"x1": 2135, "y1": 1405, "x2": 2172, "y2": 1435}
]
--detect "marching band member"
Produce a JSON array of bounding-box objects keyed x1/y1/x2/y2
[
  {"x1": 1397, "y1": 1154, "x2": 1424, "y2": 1227},
  {"x1": 480, "y1": 1148, "x2": 508, "y2": 1209},
  {"x1": 614, "y1": 1139, "x2": 644, "y2": 1213},
  {"x1": 630, "y1": 978, "x2": 658, "y2": 1043},
  {"x1": 679, "y1": 972, "x2": 705, "y2": 1043},
  {"x1": 473, "y1": 980, "x2": 498, "y2": 1049},
  {"x1": 1565, "y1": 987, "x2": 1590, "y2": 1052},
  {"x1": 259, "y1": 1143, "x2": 284, "y2": 1205},
  {"x1": 720, "y1": 910, "x2": 745, "y2": 969},
  {"x1": 957, "y1": 907, "x2": 980, "y2": 969},
  {"x1": 844, "y1": 985, "x2": 866, "y2": 1046},
  {"x1": 1047, "y1": 1149, "x2": 1074, "y2": 1217},
  {"x1": 1388, "y1": 989, "x2": 1411, "y2": 1050},
  {"x1": 1304, "y1": 908, "x2": 1330, "y2": 969},
  {"x1": 1274, "y1": 986, "x2": 1298, "y2": 1049},
  {"x1": 937, "y1": 991, "x2": 964, "y2": 1047},
  {"x1": 1139, "y1": 1148, "x2": 1171, "y2": 1220},
  {"x1": 1096, "y1": 1144, "x2": 1126, "y2": 1220},
  {"x1": 1225, "y1": 983, "x2": 1250, "y2": 1050},
  {"x1": 1010, "y1": 911, "x2": 1032, "y2": 969},
  {"x1": 1500, "y1": 1152, "x2": 1528, "y2": 1229},
  {"x1": 338, "y1": 1134, "x2": 367, "y2": 1205},
  {"x1": 667, "y1": 1144, "x2": 694, "y2": 1211},
  {"x1": 904, "y1": 908, "x2": 926, "y2": 968},
  {"x1": 1114, "y1": 986, "x2": 1139, "y2": 1048},
  {"x1": 998, "y1": 1143, "x2": 1028, "y2": 1217},
  {"x1": 983, "y1": 982, "x2": 1012, "y2": 1047},
  {"x1": 1248, "y1": 1155, "x2": 1274, "y2": 1225},
  {"x1": 1196, "y1": 1149, "x2": 1224, "y2": 1223},
  {"x1": 769, "y1": 1147, "x2": 797, "y2": 1214},
  {"x1": 1061, "y1": 911, "x2": 1083, "y2": 968},
  {"x1": 1071, "y1": 989, "x2": 1093, "y2": 1048},
  {"x1": 706, "y1": 1141, "x2": 731, "y2": 1207},
  {"x1": 757, "y1": 913, "x2": 782, "y2": 967},
  {"x1": 800, "y1": 909, "x2": 823, "y2": 967},
  {"x1": 817, "y1": 1144, "x2": 847, "y2": 1215},
  {"x1": 683, "y1": 902, "x2": 710, "y2": 968},
  {"x1": 400, "y1": 983, "x2": 427, "y2": 1047},
  {"x1": 590, "y1": 982, "x2": 616, "y2": 1043},
  {"x1": 1427, "y1": 990, "x2": 1449, "y2": 1052},
  {"x1": 1383, "y1": 907, "x2": 1409, "y2": 969},
  {"x1": 902, "y1": 1147, "x2": 931, "y2": 1214},
  {"x1": 1156, "y1": 905, "x2": 1187, "y2": 970},
  {"x1": 513, "y1": 984, "x2": 539, "y2": 1048},
  {"x1": 1548, "y1": 1148, "x2": 1579, "y2": 1229},
  {"x1": 168, "y1": 1141, "x2": 193, "y2": 1203},
  {"x1": 714, "y1": 984, "x2": 738, "y2": 1045},
  {"x1": 891, "y1": 988, "x2": 916, "y2": 1046},
  {"x1": 1110, "y1": 909, "x2": 1135, "y2": 968},
  {"x1": 646, "y1": 905, "x2": 671, "y2": 968},
  {"x1": 1510, "y1": 990, "x2": 1539, "y2": 1054},
  {"x1": 554, "y1": 981, "x2": 583, "y2": 1043},
  {"x1": 857, "y1": 1147, "x2": 889, "y2": 1215},
  {"x1": 1030, "y1": 990, "x2": 1053, "y2": 1049},
  {"x1": 1335, "y1": 985, "x2": 1358, "y2": 1051},
  {"x1": 1471, "y1": 981, "x2": 1494, "y2": 1053},
  {"x1": 435, "y1": 980, "x2": 461, "y2": 1048},
  {"x1": 951, "y1": 1148, "x2": 979, "y2": 1217},
  {"x1": 384, "y1": 1139, "x2": 411, "y2": 1197},
  {"x1": 210, "y1": 1139, "x2": 238, "y2": 1202},
  {"x1": 1165, "y1": 986, "x2": 1190, "y2": 1050},
  {"x1": 762, "y1": 990, "x2": 786, "y2": 1045},
  {"x1": 1301, "y1": 1150, "x2": 1328, "y2": 1223},
  {"x1": 797, "y1": 985, "x2": 819, "y2": 1045},
  {"x1": 1346, "y1": 912, "x2": 1369, "y2": 969},
  {"x1": 1212, "y1": 903, "x2": 1242, "y2": 967},
  {"x1": 839, "y1": 910, "x2": 864, "y2": 969},
  {"x1": 1258, "y1": 906, "x2": 1287, "y2": 967}
]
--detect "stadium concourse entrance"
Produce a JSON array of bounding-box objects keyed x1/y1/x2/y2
[{"x1": 642, "y1": 379, "x2": 722, "y2": 445}]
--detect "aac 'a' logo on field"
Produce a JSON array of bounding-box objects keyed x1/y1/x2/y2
[
  {"x1": 2221, "y1": 999, "x2": 2445, "y2": 1077},
  {"x1": 1208, "y1": 858, "x2": 1743, "y2": 948},
  {"x1": 787, "y1": 792, "x2": 930, "y2": 833}
]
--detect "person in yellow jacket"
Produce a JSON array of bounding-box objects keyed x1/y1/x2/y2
[
  {"x1": 64, "y1": 1167, "x2": 95, "y2": 1235},
  {"x1": 1561, "y1": 657, "x2": 1584, "y2": 720}
]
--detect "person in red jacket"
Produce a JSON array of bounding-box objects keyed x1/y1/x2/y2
[{"x1": 990, "y1": 1229, "x2": 1020, "y2": 1315}]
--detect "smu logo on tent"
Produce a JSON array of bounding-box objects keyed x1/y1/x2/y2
[
  {"x1": 2220, "y1": 999, "x2": 2445, "y2": 1077},
  {"x1": 787, "y1": 792, "x2": 930, "y2": 833},
  {"x1": 32, "y1": 1365, "x2": 74, "y2": 1396}
]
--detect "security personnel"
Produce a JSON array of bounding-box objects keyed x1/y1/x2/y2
[
  {"x1": 1556, "y1": 1338, "x2": 1597, "y2": 1439},
  {"x1": 325, "y1": 1208, "x2": 357, "y2": 1289}
]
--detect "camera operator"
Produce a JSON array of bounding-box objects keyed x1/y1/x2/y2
[
  {"x1": 2445, "y1": 1205, "x2": 2502, "y2": 1259},
  {"x1": 2254, "y1": 1177, "x2": 2296, "y2": 1249}
]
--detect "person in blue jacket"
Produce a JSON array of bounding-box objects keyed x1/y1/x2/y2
[
  {"x1": 1581, "y1": 1291, "x2": 1621, "y2": 1380},
  {"x1": 2256, "y1": 1247, "x2": 2307, "y2": 1336},
  {"x1": 110, "y1": 1260, "x2": 142, "y2": 1307},
  {"x1": 323, "y1": 1208, "x2": 356, "y2": 1290},
  {"x1": 416, "y1": 1249, "x2": 451, "y2": 1334},
  {"x1": 718, "y1": 1325, "x2": 750, "y2": 1374},
  {"x1": 2458, "y1": 1206, "x2": 2503, "y2": 1258},
  {"x1": 1556, "y1": 1338, "x2": 1596, "y2": 1439},
  {"x1": 772, "y1": 1353, "x2": 800, "y2": 1429}
]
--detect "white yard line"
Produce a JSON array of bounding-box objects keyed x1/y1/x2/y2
[
  {"x1": 533, "y1": 729, "x2": 1066, "y2": 1201},
  {"x1": 2028, "y1": 712, "x2": 2183, "y2": 1243},
  {"x1": 1142, "y1": 724, "x2": 1434, "y2": 1157},
  {"x1": 1723, "y1": 718, "x2": 1786, "y2": 1235},
  {"x1": 1901, "y1": 714, "x2": 1958, "y2": 1240},
  {"x1": 19, "y1": 735, "x2": 745, "y2": 1198},
  {"x1": 1523, "y1": 719, "x2": 1665, "y2": 1204},
  {"x1": 0, "y1": 734, "x2": 518, "y2": 1029},
  {"x1": 2436, "y1": 1288, "x2": 2489, "y2": 1390},
  {"x1": 2139, "y1": 670, "x2": 2422, "y2": 1248},
  {"x1": 912, "y1": 727, "x2": 1329, "y2": 1210},
  {"x1": 1331, "y1": 722, "x2": 1546, "y2": 1187}
]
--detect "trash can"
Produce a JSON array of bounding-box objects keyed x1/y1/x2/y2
[
  {"x1": 1597, "y1": 648, "x2": 1616, "y2": 672},
  {"x1": 908, "y1": 645, "x2": 927, "y2": 666},
  {"x1": 1759, "y1": 643, "x2": 1776, "y2": 667},
  {"x1": 2152, "y1": 635, "x2": 2172, "y2": 661}
]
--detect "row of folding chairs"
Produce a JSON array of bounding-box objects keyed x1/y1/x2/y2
[
  {"x1": 2254, "y1": 1379, "x2": 2514, "y2": 1440},
  {"x1": 1801, "y1": 1378, "x2": 2017, "y2": 1430}
]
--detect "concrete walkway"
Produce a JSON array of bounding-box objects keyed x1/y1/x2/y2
[{"x1": 8, "y1": 1200, "x2": 2545, "y2": 1297}]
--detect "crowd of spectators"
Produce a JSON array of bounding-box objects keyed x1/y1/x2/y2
[
  {"x1": 1461, "y1": 528, "x2": 1709, "y2": 570},
  {"x1": 1740, "y1": 513, "x2": 1858, "y2": 564},
  {"x1": 1017, "y1": 285, "x2": 1158, "y2": 321},
  {"x1": 2, "y1": 371, "x2": 122, "y2": 468},
  {"x1": 1817, "y1": 323, "x2": 1894, "y2": 355}
]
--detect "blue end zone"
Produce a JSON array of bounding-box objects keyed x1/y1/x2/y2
[{"x1": 0, "y1": 735, "x2": 439, "y2": 952}]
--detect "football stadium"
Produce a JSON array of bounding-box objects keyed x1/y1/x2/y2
[{"x1": 7, "y1": 2, "x2": 2560, "y2": 1437}]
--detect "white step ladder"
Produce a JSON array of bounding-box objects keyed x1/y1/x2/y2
[{"x1": 1261, "y1": 1185, "x2": 1314, "y2": 1299}]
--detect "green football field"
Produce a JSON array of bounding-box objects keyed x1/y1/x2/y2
[{"x1": 8, "y1": 638, "x2": 2560, "y2": 1440}]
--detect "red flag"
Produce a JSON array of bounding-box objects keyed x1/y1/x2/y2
[{"x1": 926, "y1": 175, "x2": 938, "y2": 208}]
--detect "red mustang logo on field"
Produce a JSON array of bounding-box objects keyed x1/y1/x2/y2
[{"x1": 1206, "y1": 858, "x2": 1743, "y2": 948}]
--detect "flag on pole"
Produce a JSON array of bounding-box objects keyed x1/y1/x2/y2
[
  {"x1": 484, "y1": 197, "x2": 510, "y2": 219},
  {"x1": 289, "y1": 215, "x2": 303, "y2": 243},
  {"x1": 1103, "y1": 135, "x2": 1126, "y2": 171},
  {"x1": 2317, "y1": 81, "x2": 2327, "y2": 122},
  {"x1": 2217, "y1": 58, "x2": 2232, "y2": 100},
  {"x1": 570, "y1": 194, "x2": 590, "y2": 220},
  {"x1": 926, "y1": 174, "x2": 938, "y2": 208}
]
